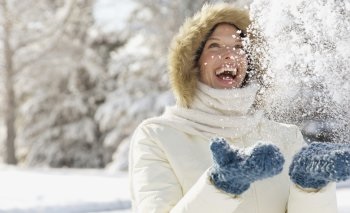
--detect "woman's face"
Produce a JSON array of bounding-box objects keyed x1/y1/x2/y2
[{"x1": 198, "y1": 23, "x2": 248, "y2": 89}]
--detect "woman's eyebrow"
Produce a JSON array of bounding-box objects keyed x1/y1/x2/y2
[
  {"x1": 208, "y1": 37, "x2": 243, "y2": 42},
  {"x1": 207, "y1": 37, "x2": 220, "y2": 41}
]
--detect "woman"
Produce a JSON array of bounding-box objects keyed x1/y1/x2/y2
[{"x1": 129, "y1": 3, "x2": 340, "y2": 213}]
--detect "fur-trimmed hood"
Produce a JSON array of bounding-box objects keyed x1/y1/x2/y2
[{"x1": 168, "y1": 3, "x2": 251, "y2": 108}]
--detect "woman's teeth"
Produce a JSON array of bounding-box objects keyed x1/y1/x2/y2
[{"x1": 215, "y1": 67, "x2": 237, "y2": 76}]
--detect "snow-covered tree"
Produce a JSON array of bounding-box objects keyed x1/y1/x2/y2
[
  {"x1": 0, "y1": 0, "x2": 83, "y2": 165},
  {"x1": 15, "y1": 0, "x2": 121, "y2": 168},
  {"x1": 0, "y1": 0, "x2": 123, "y2": 168}
]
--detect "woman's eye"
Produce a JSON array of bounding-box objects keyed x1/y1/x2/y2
[{"x1": 208, "y1": 43, "x2": 220, "y2": 48}]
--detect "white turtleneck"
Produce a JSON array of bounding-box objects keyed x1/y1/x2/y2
[{"x1": 191, "y1": 82, "x2": 259, "y2": 116}]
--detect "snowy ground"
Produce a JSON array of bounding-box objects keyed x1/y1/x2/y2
[
  {"x1": 0, "y1": 166, "x2": 349, "y2": 213},
  {"x1": 0, "y1": 166, "x2": 131, "y2": 213}
]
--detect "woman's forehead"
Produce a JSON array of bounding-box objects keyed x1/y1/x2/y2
[
  {"x1": 210, "y1": 23, "x2": 242, "y2": 39},
  {"x1": 209, "y1": 31, "x2": 243, "y2": 43}
]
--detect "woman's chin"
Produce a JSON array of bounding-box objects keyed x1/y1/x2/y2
[{"x1": 214, "y1": 77, "x2": 241, "y2": 89}]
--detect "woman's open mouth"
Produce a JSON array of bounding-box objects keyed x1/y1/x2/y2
[{"x1": 215, "y1": 67, "x2": 237, "y2": 81}]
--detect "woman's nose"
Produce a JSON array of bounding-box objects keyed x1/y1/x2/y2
[
  {"x1": 223, "y1": 47, "x2": 235, "y2": 60},
  {"x1": 221, "y1": 46, "x2": 245, "y2": 60}
]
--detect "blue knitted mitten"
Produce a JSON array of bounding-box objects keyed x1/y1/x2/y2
[
  {"x1": 289, "y1": 142, "x2": 350, "y2": 189},
  {"x1": 209, "y1": 138, "x2": 285, "y2": 195}
]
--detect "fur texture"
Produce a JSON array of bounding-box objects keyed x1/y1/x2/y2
[
  {"x1": 209, "y1": 138, "x2": 285, "y2": 195},
  {"x1": 289, "y1": 142, "x2": 350, "y2": 189},
  {"x1": 168, "y1": 3, "x2": 251, "y2": 107}
]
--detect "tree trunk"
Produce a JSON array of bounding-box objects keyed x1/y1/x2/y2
[
  {"x1": 4, "y1": 85, "x2": 17, "y2": 165},
  {"x1": 2, "y1": 0, "x2": 18, "y2": 165}
]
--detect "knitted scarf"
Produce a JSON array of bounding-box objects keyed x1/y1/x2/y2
[{"x1": 145, "y1": 82, "x2": 263, "y2": 139}]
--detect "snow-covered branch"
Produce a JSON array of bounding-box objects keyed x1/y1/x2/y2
[{"x1": 13, "y1": 0, "x2": 77, "y2": 51}]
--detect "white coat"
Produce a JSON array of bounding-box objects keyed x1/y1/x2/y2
[{"x1": 129, "y1": 83, "x2": 337, "y2": 213}]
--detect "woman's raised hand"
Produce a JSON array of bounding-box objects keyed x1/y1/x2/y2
[
  {"x1": 209, "y1": 138, "x2": 285, "y2": 195},
  {"x1": 289, "y1": 142, "x2": 350, "y2": 189}
]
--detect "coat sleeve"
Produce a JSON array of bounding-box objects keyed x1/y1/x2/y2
[
  {"x1": 129, "y1": 125, "x2": 243, "y2": 213},
  {"x1": 287, "y1": 183, "x2": 337, "y2": 213},
  {"x1": 286, "y1": 128, "x2": 338, "y2": 213}
]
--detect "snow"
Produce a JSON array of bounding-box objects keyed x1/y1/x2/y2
[
  {"x1": 249, "y1": 0, "x2": 350, "y2": 139},
  {"x1": 0, "y1": 166, "x2": 131, "y2": 213},
  {"x1": 0, "y1": 166, "x2": 350, "y2": 212}
]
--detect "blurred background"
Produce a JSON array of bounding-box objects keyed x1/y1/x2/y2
[
  {"x1": 0, "y1": 0, "x2": 251, "y2": 212},
  {"x1": 0, "y1": 0, "x2": 251, "y2": 169}
]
